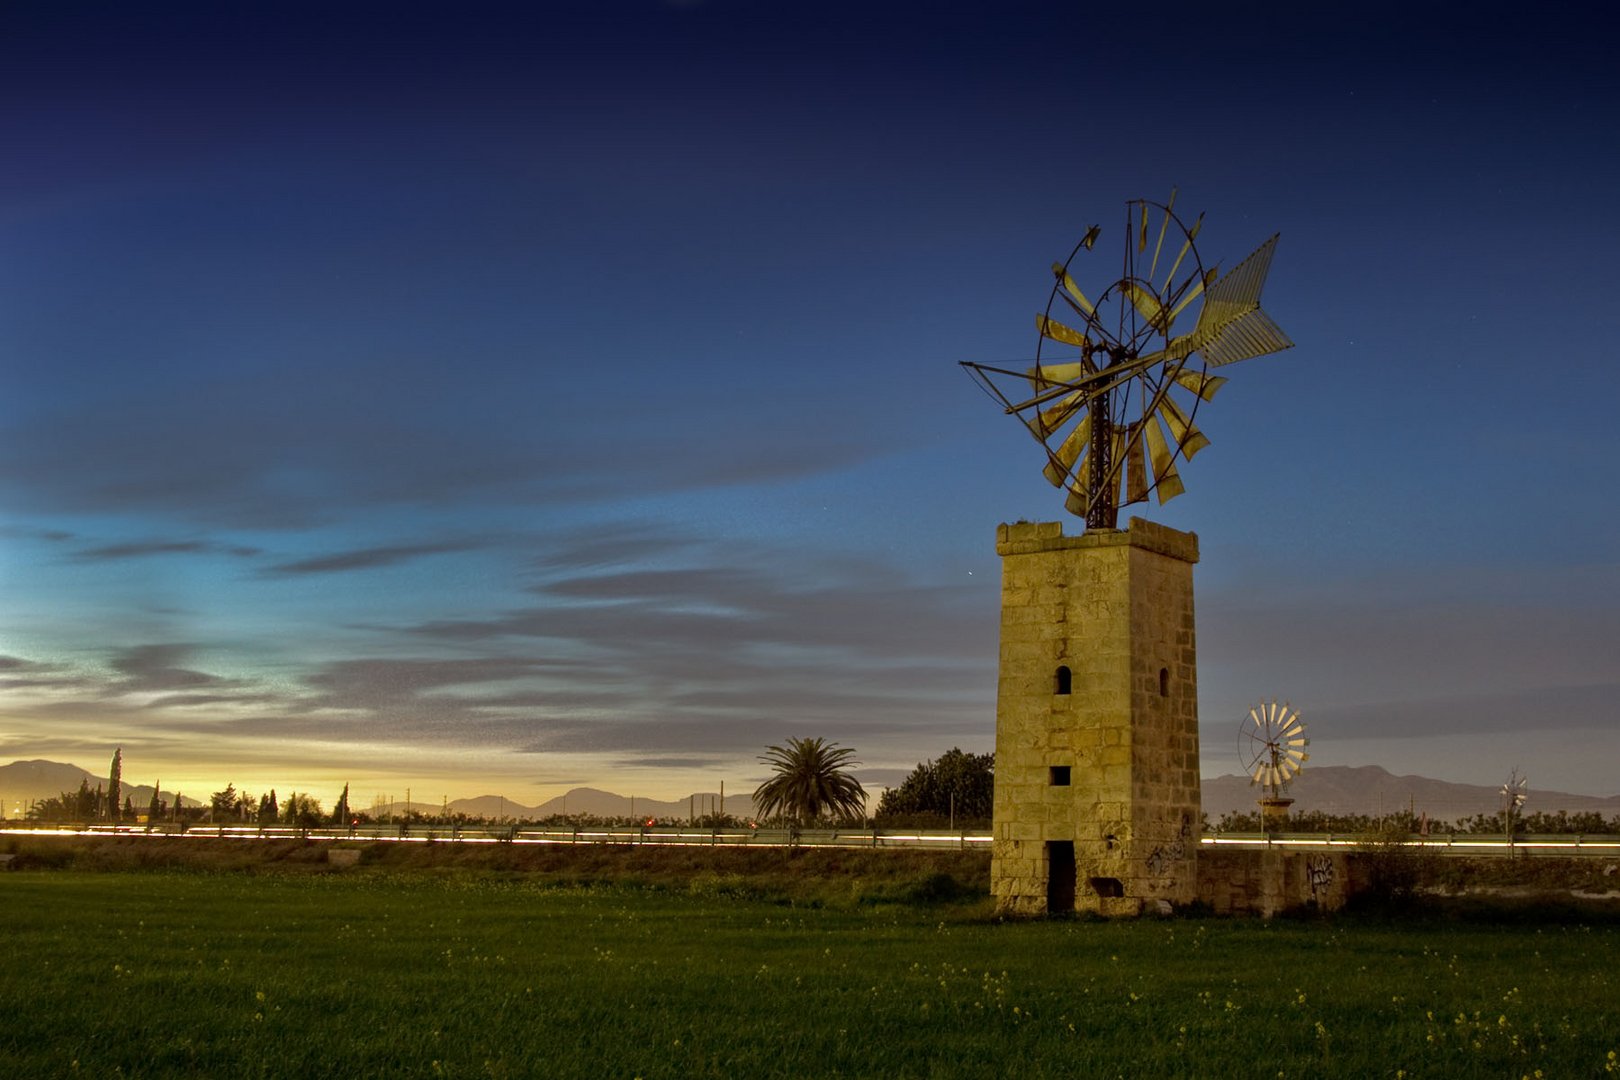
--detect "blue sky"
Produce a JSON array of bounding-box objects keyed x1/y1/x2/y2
[{"x1": 2, "y1": 1, "x2": 1616, "y2": 808}]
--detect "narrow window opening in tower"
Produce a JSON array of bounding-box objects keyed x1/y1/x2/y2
[
  {"x1": 1055, "y1": 666, "x2": 1072, "y2": 695},
  {"x1": 1159, "y1": 667, "x2": 1169, "y2": 697},
  {"x1": 1048, "y1": 765, "x2": 1071, "y2": 786}
]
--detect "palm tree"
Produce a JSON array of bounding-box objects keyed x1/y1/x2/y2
[{"x1": 754, "y1": 737, "x2": 867, "y2": 825}]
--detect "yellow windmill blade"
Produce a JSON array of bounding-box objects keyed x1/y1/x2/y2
[
  {"x1": 1025, "y1": 360, "x2": 1090, "y2": 391},
  {"x1": 1146, "y1": 188, "x2": 1176, "y2": 284},
  {"x1": 1028, "y1": 390, "x2": 1084, "y2": 438},
  {"x1": 1124, "y1": 427, "x2": 1149, "y2": 504},
  {"x1": 1063, "y1": 476, "x2": 1090, "y2": 517},
  {"x1": 1172, "y1": 367, "x2": 1227, "y2": 402},
  {"x1": 1035, "y1": 314, "x2": 1091, "y2": 350},
  {"x1": 1122, "y1": 281, "x2": 1166, "y2": 331},
  {"x1": 1142, "y1": 415, "x2": 1185, "y2": 504},
  {"x1": 1160, "y1": 211, "x2": 1203, "y2": 293},
  {"x1": 1154, "y1": 394, "x2": 1210, "y2": 460},
  {"x1": 1042, "y1": 413, "x2": 1091, "y2": 488},
  {"x1": 1051, "y1": 263, "x2": 1095, "y2": 316}
]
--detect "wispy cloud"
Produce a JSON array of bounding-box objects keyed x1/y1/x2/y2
[
  {"x1": 0, "y1": 525, "x2": 74, "y2": 542},
  {"x1": 263, "y1": 540, "x2": 483, "y2": 575},
  {"x1": 72, "y1": 539, "x2": 262, "y2": 561},
  {"x1": 612, "y1": 756, "x2": 728, "y2": 771},
  {"x1": 0, "y1": 353, "x2": 916, "y2": 532},
  {"x1": 108, "y1": 644, "x2": 232, "y2": 694},
  {"x1": 144, "y1": 693, "x2": 277, "y2": 709}
]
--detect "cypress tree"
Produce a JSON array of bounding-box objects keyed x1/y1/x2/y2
[
  {"x1": 107, "y1": 747, "x2": 123, "y2": 822},
  {"x1": 148, "y1": 782, "x2": 161, "y2": 824}
]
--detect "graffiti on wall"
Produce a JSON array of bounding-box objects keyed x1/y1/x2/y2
[
  {"x1": 1145, "y1": 814, "x2": 1196, "y2": 881},
  {"x1": 1305, "y1": 854, "x2": 1335, "y2": 897}
]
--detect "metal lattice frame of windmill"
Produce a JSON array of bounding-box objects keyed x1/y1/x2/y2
[{"x1": 962, "y1": 191, "x2": 1293, "y2": 530}]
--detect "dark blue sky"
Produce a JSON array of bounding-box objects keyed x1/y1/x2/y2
[{"x1": 2, "y1": 1, "x2": 1616, "y2": 806}]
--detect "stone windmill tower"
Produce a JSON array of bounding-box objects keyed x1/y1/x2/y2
[{"x1": 961, "y1": 193, "x2": 1291, "y2": 914}]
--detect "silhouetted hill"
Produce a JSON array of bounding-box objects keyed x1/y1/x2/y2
[
  {"x1": 0, "y1": 759, "x2": 199, "y2": 810},
  {"x1": 0, "y1": 759, "x2": 96, "y2": 801},
  {"x1": 450, "y1": 788, "x2": 754, "y2": 821},
  {"x1": 1202, "y1": 765, "x2": 1620, "y2": 821}
]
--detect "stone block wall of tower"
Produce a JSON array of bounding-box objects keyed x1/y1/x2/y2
[{"x1": 990, "y1": 518, "x2": 1201, "y2": 916}]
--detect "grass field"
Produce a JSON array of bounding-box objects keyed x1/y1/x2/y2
[{"x1": 2, "y1": 865, "x2": 1617, "y2": 1078}]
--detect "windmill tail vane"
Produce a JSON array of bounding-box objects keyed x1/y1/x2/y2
[{"x1": 961, "y1": 192, "x2": 1293, "y2": 530}]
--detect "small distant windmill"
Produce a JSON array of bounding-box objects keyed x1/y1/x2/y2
[
  {"x1": 1500, "y1": 768, "x2": 1527, "y2": 842},
  {"x1": 1239, "y1": 700, "x2": 1308, "y2": 821},
  {"x1": 961, "y1": 190, "x2": 1292, "y2": 530}
]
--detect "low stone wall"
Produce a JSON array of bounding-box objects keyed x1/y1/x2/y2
[{"x1": 1195, "y1": 849, "x2": 1351, "y2": 917}]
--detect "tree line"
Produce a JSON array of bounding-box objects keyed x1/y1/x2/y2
[
  {"x1": 1211, "y1": 807, "x2": 1620, "y2": 835},
  {"x1": 747, "y1": 739, "x2": 993, "y2": 828},
  {"x1": 25, "y1": 744, "x2": 1610, "y2": 835},
  {"x1": 20, "y1": 747, "x2": 354, "y2": 828},
  {"x1": 20, "y1": 741, "x2": 1000, "y2": 830}
]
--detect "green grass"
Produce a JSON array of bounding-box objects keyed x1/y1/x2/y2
[{"x1": 2, "y1": 870, "x2": 1618, "y2": 1078}]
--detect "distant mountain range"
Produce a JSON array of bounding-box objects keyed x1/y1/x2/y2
[
  {"x1": 6, "y1": 759, "x2": 1616, "y2": 823},
  {"x1": 0, "y1": 761, "x2": 745, "y2": 820},
  {"x1": 444, "y1": 788, "x2": 756, "y2": 821},
  {"x1": 0, "y1": 759, "x2": 199, "y2": 811},
  {"x1": 1202, "y1": 765, "x2": 1620, "y2": 821}
]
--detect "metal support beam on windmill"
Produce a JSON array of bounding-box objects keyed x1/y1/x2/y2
[{"x1": 964, "y1": 191, "x2": 1295, "y2": 917}]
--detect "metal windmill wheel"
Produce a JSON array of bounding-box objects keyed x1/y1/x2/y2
[
  {"x1": 963, "y1": 191, "x2": 1293, "y2": 529},
  {"x1": 1239, "y1": 699, "x2": 1309, "y2": 802}
]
